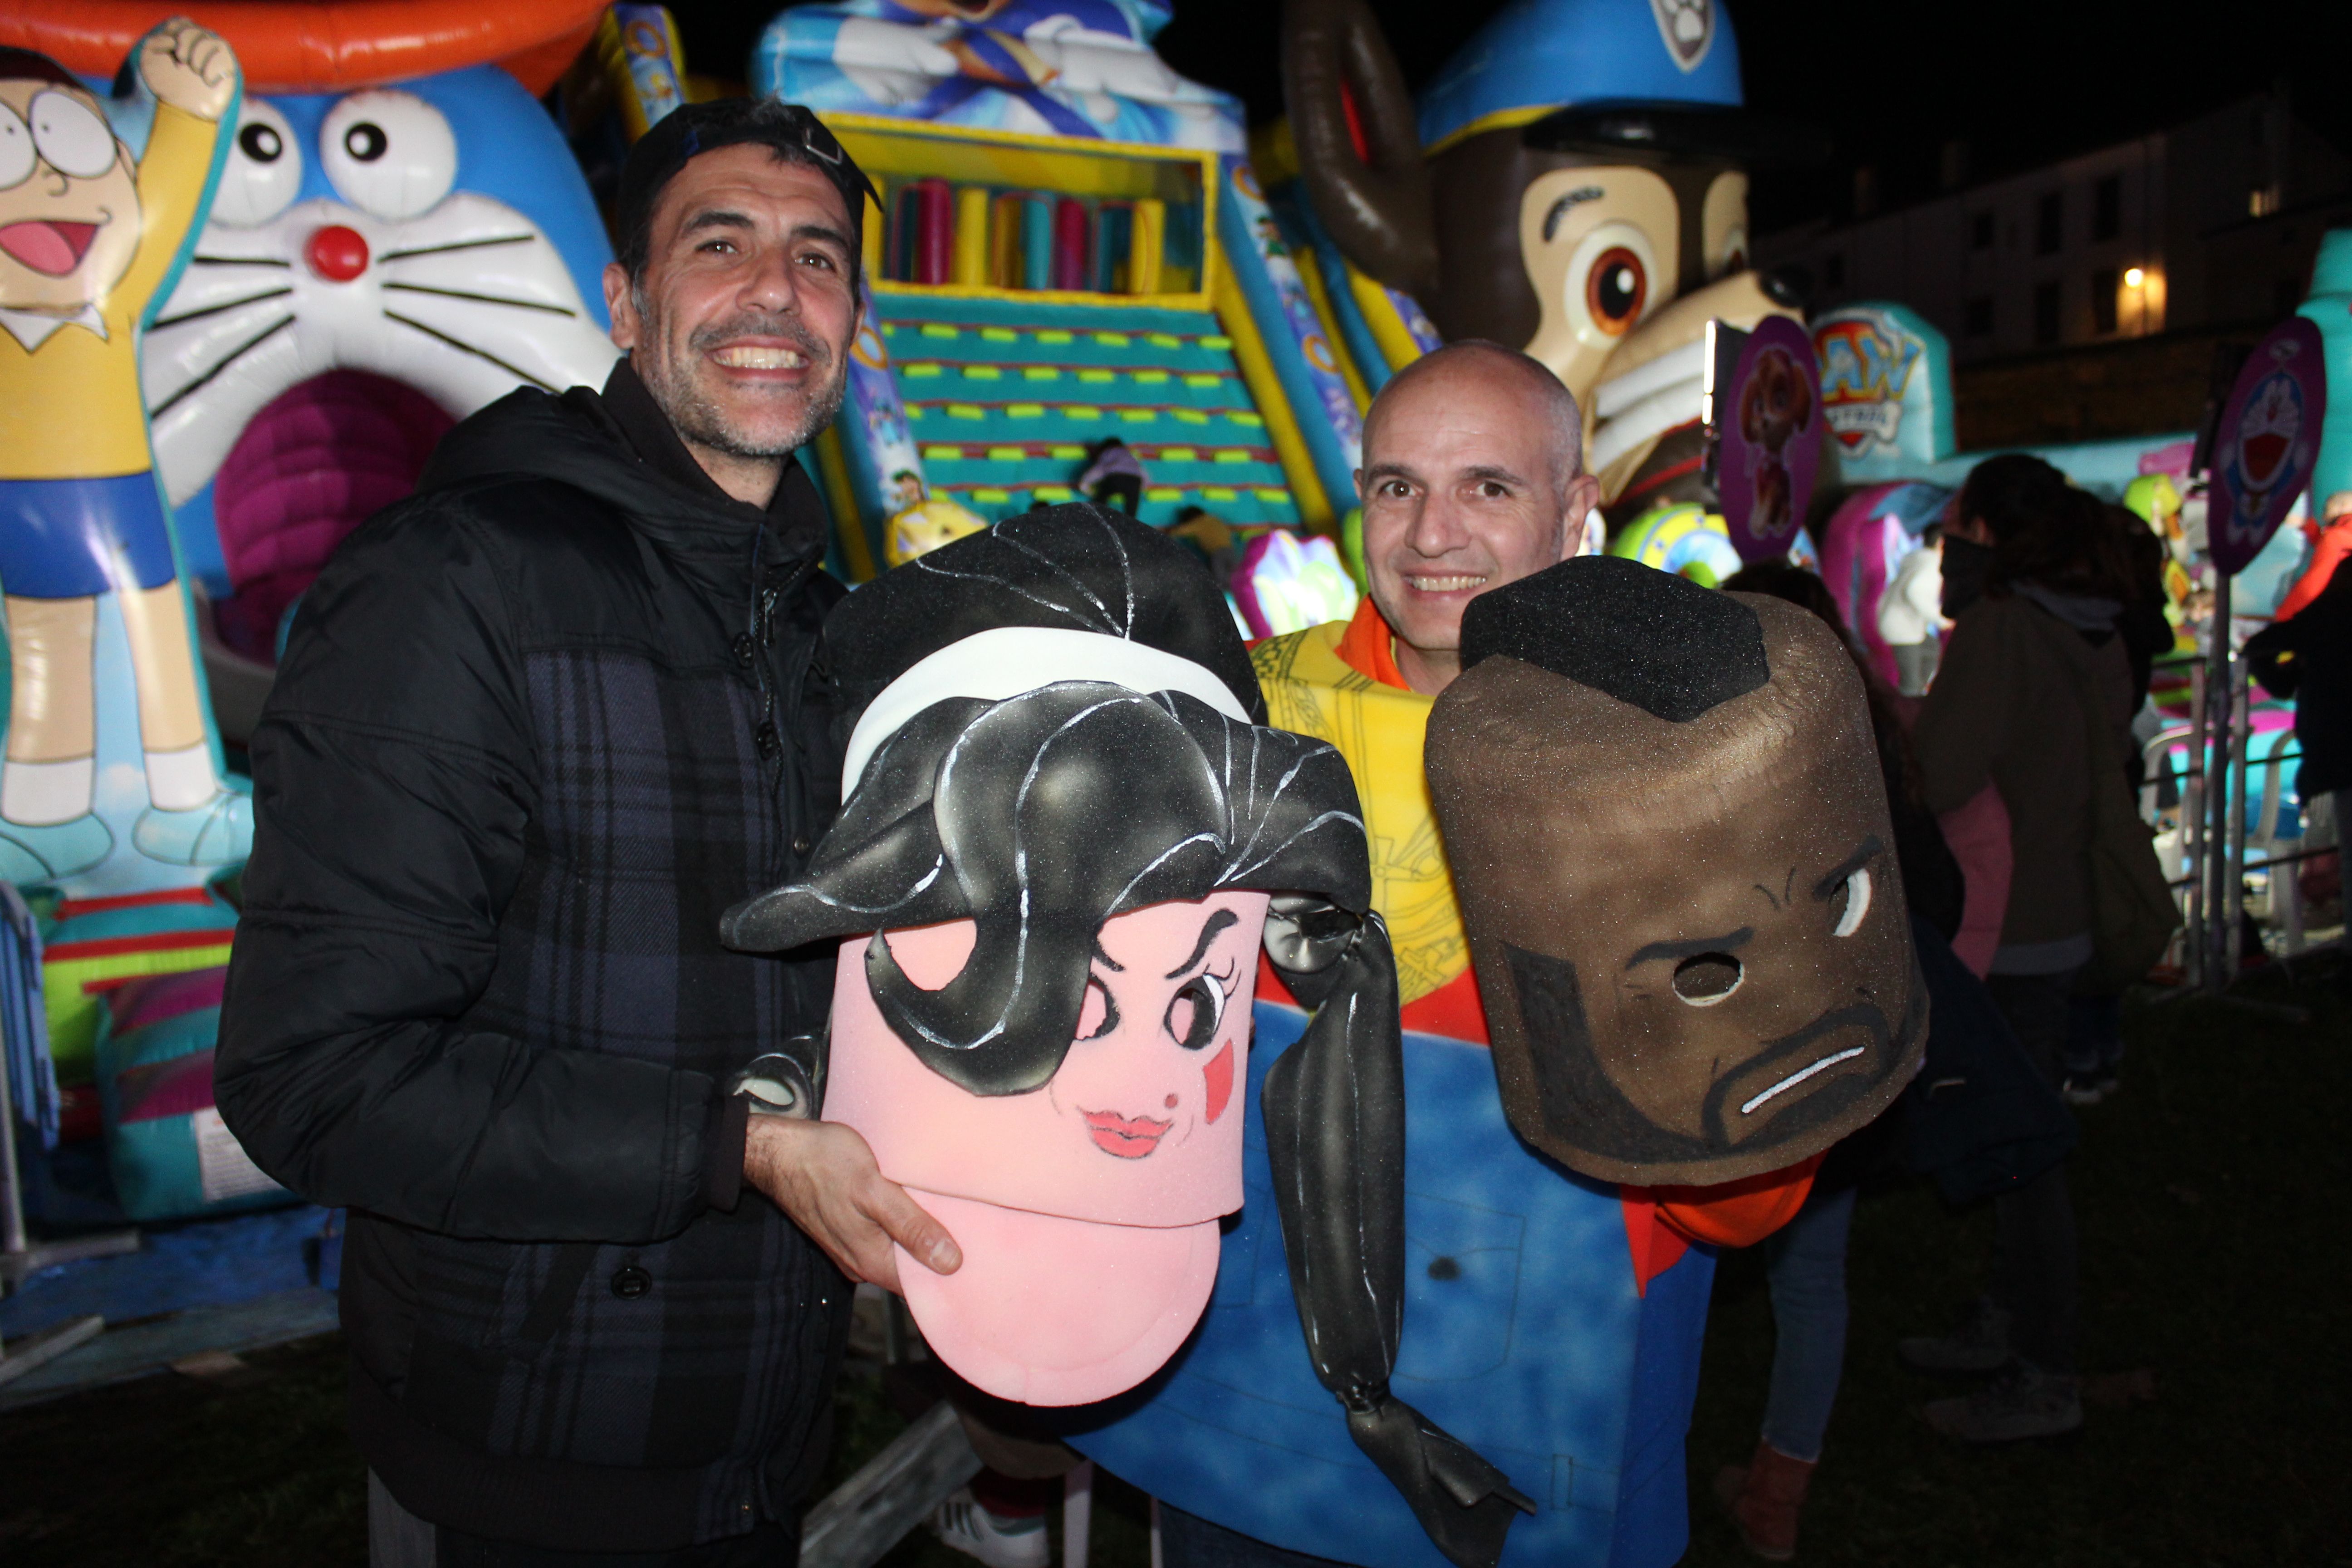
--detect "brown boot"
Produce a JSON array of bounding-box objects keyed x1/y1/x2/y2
[{"x1": 1711, "y1": 1440, "x2": 1815, "y2": 1561}]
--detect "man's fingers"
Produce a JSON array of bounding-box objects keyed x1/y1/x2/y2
[
  {"x1": 870, "y1": 1184, "x2": 960, "y2": 1275},
  {"x1": 860, "y1": 1243, "x2": 905, "y2": 1297}
]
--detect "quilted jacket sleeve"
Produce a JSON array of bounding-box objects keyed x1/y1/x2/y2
[{"x1": 214, "y1": 498, "x2": 735, "y2": 1245}]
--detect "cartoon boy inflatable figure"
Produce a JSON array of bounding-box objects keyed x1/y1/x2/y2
[{"x1": 0, "y1": 20, "x2": 245, "y2": 885}]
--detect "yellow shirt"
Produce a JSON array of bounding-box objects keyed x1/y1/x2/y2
[
  {"x1": 0, "y1": 103, "x2": 219, "y2": 480},
  {"x1": 1250, "y1": 612, "x2": 1470, "y2": 1008}
]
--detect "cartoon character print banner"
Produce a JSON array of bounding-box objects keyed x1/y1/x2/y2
[
  {"x1": 1716, "y1": 314, "x2": 1820, "y2": 563},
  {"x1": 2210, "y1": 315, "x2": 2327, "y2": 578},
  {"x1": 1427, "y1": 557, "x2": 1925, "y2": 1186}
]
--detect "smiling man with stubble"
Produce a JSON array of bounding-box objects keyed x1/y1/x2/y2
[{"x1": 216, "y1": 100, "x2": 960, "y2": 1568}]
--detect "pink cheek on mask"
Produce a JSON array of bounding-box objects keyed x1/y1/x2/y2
[{"x1": 1203, "y1": 1039, "x2": 1234, "y2": 1124}]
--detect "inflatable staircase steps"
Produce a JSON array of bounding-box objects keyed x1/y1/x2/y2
[{"x1": 878, "y1": 292, "x2": 1299, "y2": 528}]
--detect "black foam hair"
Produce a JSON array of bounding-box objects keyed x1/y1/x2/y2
[
  {"x1": 721, "y1": 684, "x2": 1367, "y2": 1094},
  {"x1": 823, "y1": 505, "x2": 1267, "y2": 732},
  {"x1": 1459, "y1": 556, "x2": 1769, "y2": 722}
]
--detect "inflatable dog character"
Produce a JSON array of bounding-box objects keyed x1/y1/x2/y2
[
  {"x1": 1281, "y1": 0, "x2": 1823, "y2": 518},
  {"x1": 1426, "y1": 556, "x2": 1926, "y2": 1185},
  {"x1": 722, "y1": 505, "x2": 1531, "y2": 1563}
]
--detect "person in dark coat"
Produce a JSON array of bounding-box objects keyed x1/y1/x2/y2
[
  {"x1": 1710, "y1": 562, "x2": 1961, "y2": 1558},
  {"x1": 213, "y1": 101, "x2": 960, "y2": 1567},
  {"x1": 2247, "y1": 549, "x2": 2352, "y2": 904}
]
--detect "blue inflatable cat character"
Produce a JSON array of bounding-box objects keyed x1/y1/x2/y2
[{"x1": 135, "y1": 7, "x2": 620, "y2": 684}]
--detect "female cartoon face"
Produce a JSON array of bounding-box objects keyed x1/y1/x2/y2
[
  {"x1": 827, "y1": 890, "x2": 1268, "y2": 1225},
  {"x1": 821, "y1": 890, "x2": 1269, "y2": 1406}
]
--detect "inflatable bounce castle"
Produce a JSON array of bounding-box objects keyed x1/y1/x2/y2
[{"x1": 0, "y1": 0, "x2": 615, "y2": 1225}]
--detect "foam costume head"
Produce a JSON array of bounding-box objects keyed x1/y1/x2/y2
[
  {"x1": 725, "y1": 507, "x2": 1529, "y2": 1556},
  {"x1": 1426, "y1": 557, "x2": 1925, "y2": 1186}
]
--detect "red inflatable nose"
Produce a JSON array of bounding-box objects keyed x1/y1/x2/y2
[{"x1": 305, "y1": 225, "x2": 369, "y2": 282}]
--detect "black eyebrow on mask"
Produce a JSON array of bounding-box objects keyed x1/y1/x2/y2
[
  {"x1": 1625, "y1": 927, "x2": 1754, "y2": 970},
  {"x1": 1165, "y1": 908, "x2": 1240, "y2": 979},
  {"x1": 1089, "y1": 936, "x2": 1125, "y2": 974},
  {"x1": 1812, "y1": 836, "x2": 1885, "y2": 901}
]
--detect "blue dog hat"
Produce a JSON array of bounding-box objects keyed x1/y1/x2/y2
[{"x1": 1418, "y1": 0, "x2": 1745, "y2": 154}]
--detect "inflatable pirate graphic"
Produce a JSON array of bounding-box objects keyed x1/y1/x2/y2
[
  {"x1": 1074, "y1": 559, "x2": 1922, "y2": 1568},
  {"x1": 1282, "y1": 0, "x2": 1823, "y2": 522},
  {"x1": 721, "y1": 506, "x2": 1531, "y2": 1559}
]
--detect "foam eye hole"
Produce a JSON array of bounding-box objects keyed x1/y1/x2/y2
[
  {"x1": 319, "y1": 89, "x2": 456, "y2": 221},
  {"x1": 1830, "y1": 868, "x2": 1873, "y2": 937},
  {"x1": 210, "y1": 99, "x2": 302, "y2": 229},
  {"x1": 1672, "y1": 953, "x2": 1744, "y2": 1007},
  {"x1": 1165, "y1": 974, "x2": 1225, "y2": 1051}
]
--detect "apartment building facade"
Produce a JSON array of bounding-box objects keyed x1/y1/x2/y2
[{"x1": 1759, "y1": 91, "x2": 2352, "y2": 367}]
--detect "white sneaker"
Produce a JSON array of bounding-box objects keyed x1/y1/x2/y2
[{"x1": 929, "y1": 1487, "x2": 1051, "y2": 1568}]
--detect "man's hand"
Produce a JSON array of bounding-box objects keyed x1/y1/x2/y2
[
  {"x1": 743, "y1": 1115, "x2": 960, "y2": 1294},
  {"x1": 139, "y1": 19, "x2": 237, "y2": 123}
]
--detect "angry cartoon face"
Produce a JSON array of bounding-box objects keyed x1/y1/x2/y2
[
  {"x1": 1427, "y1": 557, "x2": 1924, "y2": 1186},
  {"x1": 0, "y1": 74, "x2": 138, "y2": 314}
]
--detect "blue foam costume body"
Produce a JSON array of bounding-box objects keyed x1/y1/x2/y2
[{"x1": 1072, "y1": 1001, "x2": 1716, "y2": 1568}]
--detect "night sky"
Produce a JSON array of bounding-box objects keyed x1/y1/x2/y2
[{"x1": 671, "y1": 0, "x2": 2352, "y2": 237}]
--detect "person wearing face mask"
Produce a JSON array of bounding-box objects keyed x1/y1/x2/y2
[
  {"x1": 1900, "y1": 455, "x2": 2138, "y2": 1444},
  {"x1": 1875, "y1": 525, "x2": 1946, "y2": 697}
]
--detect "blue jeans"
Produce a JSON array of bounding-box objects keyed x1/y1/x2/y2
[
  {"x1": 2064, "y1": 994, "x2": 2123, "y2": 1079},
  {"x1": 1984, "y1": 970, "x2": 2082, "y2": 1374},
  {"x1": 1758, "y1": 1184, "x2": 1858, "y2": 1463}
]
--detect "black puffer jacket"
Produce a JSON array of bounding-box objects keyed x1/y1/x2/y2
[
  {"x1": 216, "y1": 363, "x2": 848, "y2": 1550},
  {"x1": 2249, "y1": 553, "x2": 2352, "y2": 800}
]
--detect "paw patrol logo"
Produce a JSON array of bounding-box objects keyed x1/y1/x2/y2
[
  {"x1": 1814, "y1": 314, "x2": 1924, "y2": 455},
  {"x1": 1649, "y1": 0, "x2": 1715, "y2": 71}
]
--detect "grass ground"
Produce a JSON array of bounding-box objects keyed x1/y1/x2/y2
[{"x1": 5, "y1": 959, "x2": 2347, "y2": 1566}]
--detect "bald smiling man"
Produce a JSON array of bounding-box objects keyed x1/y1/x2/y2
[
  {"x1": 1356, "y1": 340, "x2": 1605, "y2": 693},
  {"x1": 1124, "y1": 342, "x2": 1820, "y2": 1568}
]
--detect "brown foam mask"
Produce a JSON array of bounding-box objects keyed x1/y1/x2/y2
[{"x1": 1426, "y1": 557, "x2": 1925, "y2": 1186}]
